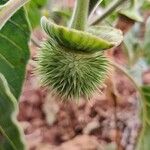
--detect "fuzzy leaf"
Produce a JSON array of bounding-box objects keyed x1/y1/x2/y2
[
  {"x1": 0, "y1": 73, "x2": 26, "y2": 150},
  {"x1": 142, "y1": 0, "x2": 150, "y2": 10},
  {"x1": 136, "y1": 85, "x2": 150, "y2": 150},
  {"x1": 0, "y1": 0, "x2": 29, "y2": 29},
  {"x1": 0, "y1": 0, "x2": 6, "y2": 5},
  {"x1": 0, "y1": 7, "x2": 30, "y2": 99},
  {"x1": 41, "y1": 16, "x2": 114, "y2": 54}
]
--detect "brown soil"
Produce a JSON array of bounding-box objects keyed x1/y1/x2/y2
[{"x1": 17, "y1": 29, "x2": 146, "y2": 150}]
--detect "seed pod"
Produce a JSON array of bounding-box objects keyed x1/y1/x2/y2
[{"x1": 36, "y1": 17, "x2": 123, "y2": 100}]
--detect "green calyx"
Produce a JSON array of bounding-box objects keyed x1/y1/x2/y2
[
  {"x1": 41, "y1": 16, "x2": 114, "y2": 54},
  {"x1": 36, "y1": 17, "x2": 122, "y2": 100}
]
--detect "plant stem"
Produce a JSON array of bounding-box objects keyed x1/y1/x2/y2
[
  {"x1": 112, "y1": 93, "x2": 122, "y2": 150},
  {"x1": 88, "y1": 0, "x2": 103, "y2": 21},
  {"x1": 88, "y1": 0, "x2": 99, "y2": 14},
  {"x1": 0, "y1": 0, "x2": 29, "y2": 30},
  {"x1": 111, "y1": 62, "x2": 146, "y2": 150},
  {"x1": 111, "y1": 63, "x2": 148, "y2": 150},
  {"x1": 111, "y1": 61, "x2": 140, "y2": 93},
  {"x1": 91, "y1": 0, "x2": 127, "y2": 25},
  {"x1": 69, "y1": 0, "x2": 90, "y2": 31}
]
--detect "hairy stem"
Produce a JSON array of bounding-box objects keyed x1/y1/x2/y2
[
  {"x1": 111, "y1": 61, "x2": 140, "y2": 92},
  {"x1": 69, "y1": 0, "x2": 90, "y2": 31},
  {"x1": 91, "y1": 0, "x2": 127, "y2": 25},
  {"x1": 88, "y1": 0, "x2": 103, "y2": 21},
  {"x1": 0, "y1": 0, "x2": 29, "y2": 30},
  {"x1": 111, "y1": 93, "x2": 122, "y2": 150},
  {"x1": 111, "y1": 61, "x2": 146, "y2": 149},
  {"x1": 88, "y1": 0, "x2": 99, "y2": 14}
]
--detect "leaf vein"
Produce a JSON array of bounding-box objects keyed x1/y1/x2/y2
[
  {"x1": 9, "y1": 19, "x2": 29, "y2": 36},
  {"x1": 0, "y1": 33, "x2": 23, "y2": 51},
  {"x1": 0, "y1": 53, "x2": 14, "y2": 68}
]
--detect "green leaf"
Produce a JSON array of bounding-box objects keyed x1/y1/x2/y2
[
  {"x1": 136, "y1": 85, "x2": 150, "y2": 150},
  {"x1": 0, "y1": 1, "x2": 30, "y2": 149},
  {"x1": 0, "y1": 7, "x2": 30, "y2": 99},
  {"x1": 143, "y1": 17, "x2": 150, "y2": 64},
  {"x1": 0, "y1": 0, "x2": 6, "y2": 5},
  {"x1": 142, "y1": 0, "x2": 150, "y2": 11},
  {"x1": 41, "y1": 17, "x2": 118, "y2": 54},
  {"x1": 0, "y1": 0, "x2": 29, "y2": 30},
  {"x1": 26, "y1": 0, "x2": 47, "y2": 28},
  {"x1": 0, "y1": 73, "x2": 26, "y2": 150}
]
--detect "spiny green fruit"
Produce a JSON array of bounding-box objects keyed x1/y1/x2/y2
[
  {"x1": 36, "y1": 17, "x2": 122, "y2": 100},
  {"x1": 37, "y1": 38, "x2": 110, "y2": 99}
]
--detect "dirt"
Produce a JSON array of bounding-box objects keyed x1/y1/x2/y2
[{"x1": 17, "y1": 30, "x2": 146, "y2": 150}]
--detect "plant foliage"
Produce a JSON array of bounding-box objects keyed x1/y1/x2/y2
[
  {"x1": 0, "y1": 73, "x2": 26, "y2": 150},
  {"x1": 0, "y1": 7, "x2": 30, "y2": 99},
  {"x1": 26, "y1": 0, "x2": 47, "y2": 28},
  {"x1": 136, "y1": 85, "x2": 150, "y2": 150},
  {"x1": 0, "y1": 0, "x2": 30, "y2": 149}
]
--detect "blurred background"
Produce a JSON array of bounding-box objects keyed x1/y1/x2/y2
[{"x1": 17, "y1": 0, "x2": 150, "y2": 150}]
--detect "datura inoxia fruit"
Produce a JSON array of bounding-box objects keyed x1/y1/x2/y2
[{"x1": 36, "y1": 16, "x2": 123, "y2": 100}]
